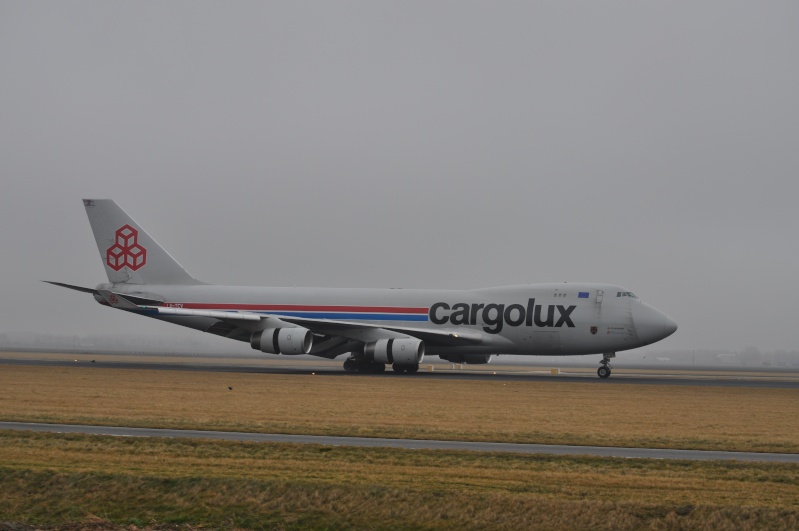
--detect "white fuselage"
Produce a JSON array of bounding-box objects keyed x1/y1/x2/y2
[{"x1": 98, "y1": 281, "x2": 677, "y2": 357}]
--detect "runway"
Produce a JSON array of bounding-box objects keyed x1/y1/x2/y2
[
  {"x1": 3, "y1": 421, "x2": 798, "y2": 463},
  {"x1": 2, "y1": 354, "x2": 798, "y2": 388}
]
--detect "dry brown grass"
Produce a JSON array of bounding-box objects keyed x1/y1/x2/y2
[
  {"x1": 2, "y1": 431, "x2": 797, "y2": 506},
  {"x1": 1, "y1": 431, "x2": 798, "y2": 530},
  {"x1": 1, "y1": 364, "x2": 798, "y2": 452}
]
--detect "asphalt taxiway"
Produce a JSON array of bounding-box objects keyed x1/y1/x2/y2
[
  {"x1": 2, "y1": 421, "x2": 798, "y2": 463},
  {"x1": 1, "y1": 354, "x2": 798, "y2": 388}
]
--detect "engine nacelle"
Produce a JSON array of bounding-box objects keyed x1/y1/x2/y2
[
  {"x1": 364, "y1": 338, "x2": 425, "y2": 366},
  {"x1": 439, "y1": 354, "x2": 493, "y2": 365},
  {"x1": 251, "y1": 327, "x2": 313, "y2": 355}
]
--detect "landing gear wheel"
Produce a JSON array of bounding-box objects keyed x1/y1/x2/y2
[
  {"x1": 343, "y1": 358, "x2": 357, "y2": 373},
  {"x1": 354, "y1": 360, "x2": 383, "y2": 373},
  {"x1": 597, "y1": 352, "x2": 615, "y2": 379},
  {"x1": 392, "y1": 363, "x2": 419, "y2": 374}
]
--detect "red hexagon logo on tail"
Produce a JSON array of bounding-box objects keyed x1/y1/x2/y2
[{"x1": 106, "y1": 224, "x2": 147, "y2": 271}]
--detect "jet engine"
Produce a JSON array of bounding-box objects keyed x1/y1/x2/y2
[
  {"x1": 364, "y1": 338, "x2": 425, "y2": 366},
  {"x1": 250, "y1": 327, "x2": 313, "y2": 355},
  {"x1": 439, "y1": 354, "x2": 493, "y2": 364}
]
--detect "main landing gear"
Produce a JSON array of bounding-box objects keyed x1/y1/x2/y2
[
  {"x1": 392, "y1": 363, "x2": 419, "y2": 374},
  {"x1": 343, "y1": 357, "x2": 385, "y2": 374},
  {"x1": 343, "y1": 356, "x2": 419, "y2": 374},
  {"x1": 598, "y1": 352, "x2": 615, "y2": 379}
]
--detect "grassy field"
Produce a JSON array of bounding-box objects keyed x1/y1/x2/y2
[
  {"x1": 1, "y1": 363, "x2": 799, "y2": 529},
  {"x1": 1, "y1": 430, "x2": 798, "y2": 530},
  {"x1": 0, "y1": 364, "x2": 798, "y2": 452}
]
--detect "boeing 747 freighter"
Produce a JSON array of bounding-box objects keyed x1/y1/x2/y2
[{"x1": 48, "y1": 199, "x2": 677, "y2": 378}]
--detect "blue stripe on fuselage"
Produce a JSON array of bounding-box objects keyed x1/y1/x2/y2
[{"x1": 263, "y1": 311, "x2": 429, "y2": 321}]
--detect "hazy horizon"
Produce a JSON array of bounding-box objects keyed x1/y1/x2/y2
[
  {"x1": 4, "y1": 330, "x2": 797, "y2": 371},
  {"x1": 2, "y1": 2, "x2": 798, "y2": 353}
]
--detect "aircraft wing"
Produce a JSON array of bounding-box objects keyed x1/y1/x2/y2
[
  {"x1": 153, "y1": 306, "x2": 262, "y2": 322},
  {"x1": 97, "y1": 291, "x2": 263, "y2": 323},
  {"x1": 99, "y1": 291, "x2": 483, "y2": 347},
  {"x1": 275, "y1": 315, "x2": 484, "y2": 346}
]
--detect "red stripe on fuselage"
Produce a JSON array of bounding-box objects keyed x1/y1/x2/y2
[{"x1": 168, "y1": 303, "x2": 429, "y2": 314}]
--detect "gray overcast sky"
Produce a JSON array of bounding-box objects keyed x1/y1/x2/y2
[{"x1": 1, "y1": 2, "x2": 797, "y2": 353}]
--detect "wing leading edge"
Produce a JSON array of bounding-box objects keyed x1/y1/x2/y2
[{"x1": 99, "y1": 291, "x2": 483, "y2": 348}]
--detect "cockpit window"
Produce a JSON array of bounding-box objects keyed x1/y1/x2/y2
[{"x1": 616, "y1": 292, "x2": 637, "y2": 298}]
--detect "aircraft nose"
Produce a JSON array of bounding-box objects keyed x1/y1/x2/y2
[
  {"x1": 632, "y1": 302, "x2": 678, "y2": 345},
  {"x1": 663, "y1": 314, "x2": 678, "y2": 337}
]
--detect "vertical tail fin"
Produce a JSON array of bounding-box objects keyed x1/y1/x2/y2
[{"x1": 83, "y1": 199, "x2": 202, "y2": 285}]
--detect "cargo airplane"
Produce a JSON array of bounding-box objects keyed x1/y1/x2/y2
[{"x1": 48, "y1": 199, "x2": 677, "y2": 378}]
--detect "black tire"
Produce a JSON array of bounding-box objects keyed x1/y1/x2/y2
[
  {"x1": 343, "y1": 359, "x2": 357, "y2": 373},
  {"x1": 597, "y1": 366, "x2": 611, "y2": 379},
  {"x1": 406, "y1": 364, "x2": 419, "y2": 374},
  {"x1": 392, "y1": 363, "x2": 406, "y2": 373}
]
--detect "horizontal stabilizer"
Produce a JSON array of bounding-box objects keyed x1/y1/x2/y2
[
  {"x1": 47, "y1": 282, "x2": 165, "y2": 306},
  {"x1": 43, "y1": 281, "x2": 98, "y2": 295}
]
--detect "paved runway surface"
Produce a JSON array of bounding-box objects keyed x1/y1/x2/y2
[
  {"x1": 2, "y1": 421, "x2": 798, "y2": 463},
  {"x1": 2, "y1": 355, "x2": 798, "y2": 388}
]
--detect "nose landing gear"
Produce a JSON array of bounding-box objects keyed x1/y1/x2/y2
[{"x1": 598, "y1": 352, "x2": 615, "y2": 379}]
